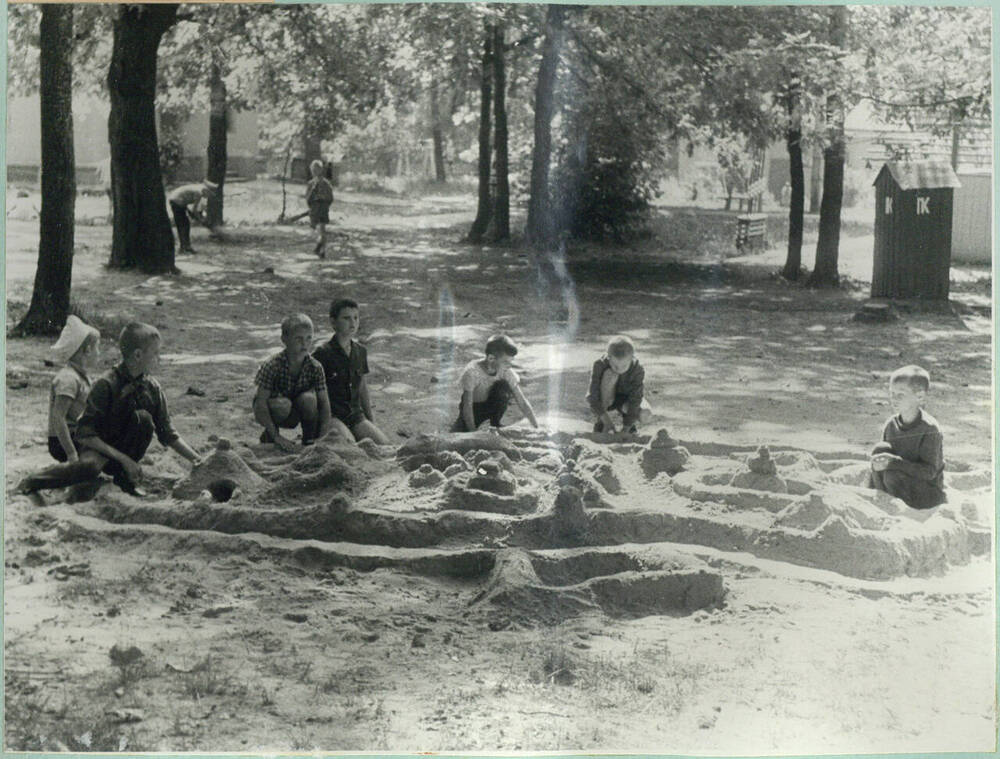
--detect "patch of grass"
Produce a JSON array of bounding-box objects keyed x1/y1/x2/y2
[
  {"x1": 109, "y1": 644, "x2": 149, "y2": 690},
  {"x1": 530, "y1": 642, "x2": 577, "y2": 686},
  {"x1": 4, "y1": 673, "x2": 143, "y2": 753},
  {"x1": 181, "y1": 656, "x2": 234, "y2": 700}
]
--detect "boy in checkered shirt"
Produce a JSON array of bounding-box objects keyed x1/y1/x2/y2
[{"x1": 253, "y1": 314, "x2": 333, "y2": 451}]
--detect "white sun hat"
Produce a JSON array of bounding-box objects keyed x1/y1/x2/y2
[{"x1": 50, "y1": 315, "x2": 99, "y2": 364}]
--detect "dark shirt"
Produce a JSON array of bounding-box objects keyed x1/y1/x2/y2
[
  {"x1": 586, "y1": 356, "x2": 645, "y2": 427},
  {"x1": 313, "y1": 338, "x2": 369, "y2": 421},
  {"x1": 306, "y1": 177, "x2": 334, "y2": 207},
  {"x1": 76, "y1": 363, "x2": 179, "y2": 447},
  {"x1": 878, "y1": 410, "x2": 946, "y2": 492}
]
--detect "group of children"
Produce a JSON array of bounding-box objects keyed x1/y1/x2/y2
[
  {"x1": 15, "y1": 303, "x2": 947, "y2": 513},
  {"x1": 166, "y1": 161, "x2": 334, "y2": 258}
]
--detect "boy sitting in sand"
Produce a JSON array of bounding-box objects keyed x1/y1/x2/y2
[
  {"x1": 312, "y1": 298, "x2": 389, "y2": 444},
  {"x1": 451, "y1": 334, "x2": 539, "y2": 433},
  {"x1": 17, "y1": 322, "x2": 202, "y2": 498},
  {"x1": 253, "y1": 313, "x2": 333, "y2": 451},
  {"x1": 869, "y1": 365, "x2": 946, "y2": 510},
  {"x1": 586, "y1": 336, "x2": 652, "y2": 434}
]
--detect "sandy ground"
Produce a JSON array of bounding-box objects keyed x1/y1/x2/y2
[{"x1": 3, "y1": 185, "x2": 996, "y2": 754}]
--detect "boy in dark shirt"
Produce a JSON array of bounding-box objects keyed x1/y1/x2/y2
[
  {"x1": 312, "y1": 299, "x2": 389, "y2": 444},
  {"x1": 586, "y1": 336, "x2": 651, "y2": 434},
  {"x1": 16, "y1": 322, "x2": 202, "y2": 498},
  {"x1": 869, "y1": 364, "x2": 946, "y2": 509}
]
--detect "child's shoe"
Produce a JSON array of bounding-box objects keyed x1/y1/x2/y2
[
  {"x1": 593, "y1": 420, "x2": 604, "y2": 433},
  {"x1": 259, "y1": 429, "x2": 274, "y2": 444},
  {"x1": 112, "y1": 474, "x2": 147, "y2": 498}
]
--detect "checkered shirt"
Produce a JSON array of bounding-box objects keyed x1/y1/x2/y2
[{"x1": 254, "y1": 350, "x2": 327, "y2": 400}]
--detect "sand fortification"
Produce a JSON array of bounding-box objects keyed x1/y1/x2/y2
[{"x1": 50, "y1": 427, "x2": 993, "y2": 621}]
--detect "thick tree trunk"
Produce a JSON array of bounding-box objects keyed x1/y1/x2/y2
[
  {"x1": 205, "y1": 60, "x2": 227, "y2": 228},
  {"x1": 15, "y1": 4, "x2": 75, "y2": 336},
  {"x1": 430, "y1": 86, "x2": 446, "y2": 183},
  {"x1": 466, "y1": 27, "x2": 493, "y2": 244},
  {"x1": 107, "y1": 3, "x2": 178, "y2": 274},
  {"x1": 525, "y1": 5, "x2": 567, "y2": 251},
  {"x1": 808, "y1": 134, "x2": 845, "y2": 286},
  {"x1": 491, "y1": 22, "x2": 510, "y2": 243},
  {"x1": 781, "y1": 88, "x2": 805, "y2": 281},
  {"x1": 808, "y1": 6, "x2": 847, "y2": 288}
]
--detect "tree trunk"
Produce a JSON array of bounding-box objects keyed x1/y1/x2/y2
[
  {"x1": 808, "y1": 5, "x2": 847, "y2": 288},
  {"x1": 303, "y1": 134, "x2": 322, "y2": 168},
  {"x1": 205, "y1": 59, "x2": 227, "y2": 228},
  {"x1": 430, "y1": 86, "x2": 447, "y2": 183},
  {"x1": 14, "y1": 4, "x2": 75, "y2": 336},
  {"x1": 525, "y1": 5, "x2": 568, "y2": 251},
  {"x1": 808, "y1": 143, "x2": 823, "y2": 213},
  {"x1": 107, "y1": 3, "x2": 178, "y2": 274},
  {"x1": 781, "y1": 86, "x2": 805, "y2": 281},
  {"x1": 466, "y1": 26, "x2": 493, "y2": 244},
  {"x1": 490, "y1": 22, "x2": 510, "y2": 243}
]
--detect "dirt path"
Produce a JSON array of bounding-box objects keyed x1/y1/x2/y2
[{"x1": 4, "y1": 190, "x2": 994, "y2": 753}]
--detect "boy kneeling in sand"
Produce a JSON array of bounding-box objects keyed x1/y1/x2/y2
[
  {"x1": 586, "y1": 336, "x2": 652, "y2": 435},
  {"x1": 17, "y1": 322, "x2": 202, "y2": 498},
  {"x1": 869, "y1": 365, "x2": 946, "y2": 509},
  {"x1": 253, "y1": 313, "x2": 333, "y2": 451},
  {"x1": 451, "y1": 334, "x2": 539, "y2": 432}
]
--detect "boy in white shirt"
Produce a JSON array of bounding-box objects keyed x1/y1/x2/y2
[{"x1": 451, "y1": 334, "x2": 539, "y2": 432}]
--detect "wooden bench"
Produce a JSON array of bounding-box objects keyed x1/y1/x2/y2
[{"x1": 735, "y1": 213, "x2": 768, "y2": 250}]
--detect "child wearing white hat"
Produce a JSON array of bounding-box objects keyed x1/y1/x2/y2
[{"x1": 45, "y1": 315, "x2": 102, "y2": 462}]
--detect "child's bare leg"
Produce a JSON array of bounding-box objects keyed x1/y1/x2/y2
[
  {"x1": 15, "y1": 448, "x2": 107, "y2": 494},
  {"x1": 292, "y1": 391, "x2": 320, "y2": 443},
  {"x1": 352, "y1": 419, "x2": 389, "y2": 445},
  {"x1": 315, "y1": 223, "x2": 327, "y2": 258},
  {"x1": 328, "y1": 416, "x2": 354, "y2": 441}
]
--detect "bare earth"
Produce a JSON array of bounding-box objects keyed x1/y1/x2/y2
[{"x1": 4, "y1": 187, "x2": 995, "y2": 754}]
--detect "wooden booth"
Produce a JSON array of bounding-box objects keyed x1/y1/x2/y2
[{"x1": 871, "y1": 161, "x2": 961, "y2": 300}]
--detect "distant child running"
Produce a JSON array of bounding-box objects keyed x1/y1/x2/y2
[
  {"x1": 253, "y1": 313, "x2": 333, "y2": 451},
  {"x1": 312, "y1": 298, "x2": 390, "y2": 444},
  {"x1": 451, "y1": 334, "x2": 539, "y2": 432},
  {"x1": 586, "y1": 336, "x2": 652, "y2": 434},
  {"x1": 869, "y1": 365, "x2": 946, "y2": 509},
  {"x1": 168, "y1": 179, "x2": 218, "y2": 254},
  {"x1": 306, "y1": 159, "x2": 334, "y2": 259},
  {"x1": 17, "y1": 322, "x2": 203, "y2": 499}
]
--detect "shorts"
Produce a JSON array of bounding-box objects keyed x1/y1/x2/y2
[{"x1": 309, "y1": 203, "x2": 330, "y2": 226}]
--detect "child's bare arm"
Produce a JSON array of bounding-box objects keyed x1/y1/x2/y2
[
  {"x1": 50, "y1": 395, "x2": 79, "y2": 461},
  {"x1": 359, "y1": 377, "x2": 375, "y2": 422},
  {"x1": 511, "y1": 384, "x2": 539, "y2": 428},
  {"x1": 460, "y1": 391, "x2": 476, "y2": 432},
  {"x1": 252, "y1": 386, "x2": 283, "y2": 441},
  {"x1": 316, "y1": 390, "x2": 333, "y2": 438},
  {"x1": 169, "y1": 437, "x2": 202, "y2": 465}
]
